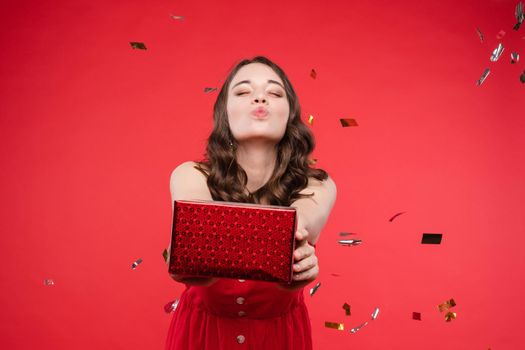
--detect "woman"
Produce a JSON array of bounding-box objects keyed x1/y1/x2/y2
[{"x1": 166, "y1": 56, "x2": 337, "y2": 349}]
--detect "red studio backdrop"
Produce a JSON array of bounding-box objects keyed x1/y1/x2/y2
[{"x1": 1, "y1": 0, "x2": 524, "y2": 349}]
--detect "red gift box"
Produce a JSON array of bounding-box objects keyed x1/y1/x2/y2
[{"x1": 169, "y1": 199, "x2": 297, "y2": 283}]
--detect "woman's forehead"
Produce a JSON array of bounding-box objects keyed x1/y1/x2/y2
[{"x1": 231, "y1": 63, "x2": 283, "y2": 86}]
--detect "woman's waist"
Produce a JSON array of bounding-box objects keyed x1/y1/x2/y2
[{"x1": 182, "y1": 279, "x2": 305, "y2": 319}]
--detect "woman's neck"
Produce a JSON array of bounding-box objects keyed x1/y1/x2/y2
[{"x1": 235, "y1": 140, "x2": 277, "y2": 193}]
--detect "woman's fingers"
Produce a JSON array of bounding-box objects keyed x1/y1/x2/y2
[
  {"x1": 294, "y1": 241, "x2": 315, "y2": 261},
  {"x1": 293, "y1": 263, "x2": 319, "y2": 281},
  {"x1": 293, "y1": 254, "x2": 318, "y2": 273}
]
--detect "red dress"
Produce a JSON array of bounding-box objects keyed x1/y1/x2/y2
[{"x1": 165, "y1": 277, "x2": 313, "y2": 349}]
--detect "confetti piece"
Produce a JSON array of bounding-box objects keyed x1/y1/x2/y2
[
  {"x1": 496, "y1": 30, "x2": 506, "y2": 39},
  {"x1": 132, "y1": 258, "x2": 143, "y2": 269},
  {"x1": 164, "y1": 299, "x2": 179, "y2": 313},
  {"x1": 170, "y1": 14, "x2": 185, "y2": 20},
  {"x1": 343, "y1": 303, "x2": 351, "y2": 316},
  {"x1": 476, "y1": 27, "x2": 484, "y2": 42},
  {"x1": 515, "y1": 2, "x2": 524, "y2": 30},
  {"x1": 339, "y1": 232, "x2": 357, "y2": 236},
  {"x1": 308, "y1": 158, "x2": 317, "y2": 165},
  {"x1": 438, "y1": 298, "x2": 456, "y2": 312},
  {"x1": 412, "y1": 312, "x2": 421, "y2": 320},
  {"x1": 338, "y1": 239, "x2": 362, "y2": 246},
  {"x1": 421, "y1": 233, "x2": 442, "y2": 244},
  {"x1": 490, "y1": 43, "x2": 504, "y2": 62},
  {"x1": 330, "y1": 273, "x2": 341, "y2": 277},
  {"x1": 371, "y1": 307, "x2": 380, "y2": 320},
  {"x1": 310, "y1": 69, "x2": 317, "y2": 79},
  {"x1": 520, "y1": 70, "x2": 525, "y2": 83},
  {"x1": 444, "y1": 311, "x2": 457, "y2": 322},
  {"x1": 349, "y1": 321, "x2": 368, "y2": 334},
  {"x1": 43, "y1": 279, "x2": 55, "y2": 286},
  {"x1": 310, "y1": 282, "x2": 321, "y2": 296},
  {"x1": 477, "y1": 68, "x2": 490, "y2": 86},
  {"x1": 511, "y1": 52, "x2": 520, "y2": 64},
  {"x1": 130, "y1": 42, "x2": 147, "y2": 50},
  {"x1": 325, "y1": 321, "x2": 344, "y2": 330},
  {"x1": 308, "y1": 115, "x2": 314, "y2": 125},
  {"x1": 339, "y1": 118, "x2": 358, "y2": 127},
  {"x1": 204, "y1": 87, "x2": 217, "y2": 93},
  {"x1": 389, "y1": 211, "x2": 406, "y2": 222}
]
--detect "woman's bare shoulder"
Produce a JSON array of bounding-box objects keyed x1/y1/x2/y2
[{"x1": 170, "y1": 161, "x2": 212, "y2": 201}]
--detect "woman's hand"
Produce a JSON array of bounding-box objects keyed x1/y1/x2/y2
[{"x1": 277, "y1": 214, "x2": 319, "y2": 291}]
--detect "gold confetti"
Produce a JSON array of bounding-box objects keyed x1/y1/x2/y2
[
  {"x1": 340, "y1": 118, "x2": 358, "y2": 127},
  {"x1": 204, "y1": 87, "x2": 217, "y2": 93},
  {"x1": 438, "y1": 298, "x2": 456, "y2": 312},
  {"x1": 342, "y1": 303, "x2": 351, "y2": 316},
  {"x1": 444, "y1": 311, "x2": 457, "y2": 322},
  {"x1": 308, "y1": 115, "x2": 314, "y2": 125},
  {"x1": 163, "y1": 249, "x2": 169, "y2": 263},
  {"x1": 310, "y1": 69, "x2": 317, "y2": 79},
  {"x1": 310, "y1": 282, "x2": 321, "y2": 296},
  {"x1": 325, "y1": 321, "x2": 344, "y2": 330},
  {"x1": 308, "y1": 158, "x2": 317, "y2": 165},
  {"x1": 421, "y1": 233, "x2": 442, "y2": 244},
  {"x1": 130, "y1": 42, "x2": 147, "y2": 50}
]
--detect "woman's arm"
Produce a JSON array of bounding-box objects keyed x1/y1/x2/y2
[
  {"x1": 290, "y1": 175, "x2": 337, "y2": 245},
  {"x1": 168, "y1": 161, "x2": 218, "y2": 287}
]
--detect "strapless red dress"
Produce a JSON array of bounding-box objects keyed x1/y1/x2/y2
[{"x1": 165, "y1": 278, "x2": 313, "y2": 349}]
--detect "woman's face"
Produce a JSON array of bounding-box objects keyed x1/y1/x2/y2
[{"x1": 227, "y1": 63, "x2": 290, "y2": 144}]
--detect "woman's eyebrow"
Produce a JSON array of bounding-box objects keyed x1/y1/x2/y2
[{"x1": 231, "y1": 79, "x2": 284, "y2": 89}]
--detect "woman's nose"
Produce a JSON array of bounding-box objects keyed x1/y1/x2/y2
[{"x1": 252, "y1": 91, "x2": 267, "y2": 104}]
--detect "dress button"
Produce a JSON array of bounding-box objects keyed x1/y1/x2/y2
[
  {"x1": 236, "y1": 297, "x2": 245, "y2": 305},
  {"x1": 238, "y1": 310, "x2": 246, "y2": 317},
  {"x1": 237, "y1": 335, "x2": 245, "y2": 344},
  {"x1": 238, "y1": 279, "x2": 245, "y2": 282}
]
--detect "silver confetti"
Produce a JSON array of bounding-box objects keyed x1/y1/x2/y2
[
  {"x1": 132, "y1": 258, "x2": 143, "y2": 269},
  {"x1": 511, "y1": 52, "x2": 520, "y2": 64},
  {"x1": 515, "y1": 2, "x2": 524, "y2": 30},
  {"x1": 43, "y1": 279, "x2": 55, "y2": 286},
  {"x1": 309, "y1": 282, "x2": 321, "y2": 296},
  {"x1": 338, "y1": 239, "x2": 362, "y2": 246},
  {"x1": 490, "y1": 43, "x2": 504, "y2": 62},
  {"x1": 476, "y1": 68, "x2": 490, "y2": 86},
  {"x1": 170, "y1": 14, "x2": 185, "y2": 20},
  {"x1": 371, "y1": 307, "x2": 380, "y2": 320},
  {"x1": 476, "y1": 27, "x2": 484, "y2": 42},
  {"x1": 350, "y1": 321, "x2": 368, "y2": 334}
]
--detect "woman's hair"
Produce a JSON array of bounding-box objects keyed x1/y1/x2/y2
[{"x1": 194, "y1": 55, "x2": 328, "y2": 206}]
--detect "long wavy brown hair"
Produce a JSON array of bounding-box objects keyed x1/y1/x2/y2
[{"x1": 194, "y1": 56, "x2": 328, "y2": 206}]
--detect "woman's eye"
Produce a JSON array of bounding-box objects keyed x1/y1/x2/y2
[
  {"x1": 235, "y1": 92, "x2": 248, "y2": 96},
  {"x1": 270, "y1": 92, "x2": 283, "y2": 97}
]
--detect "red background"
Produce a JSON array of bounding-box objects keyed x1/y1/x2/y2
[{"x1": 1, "y1": 0, "x2": 524, "y2": 349}]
